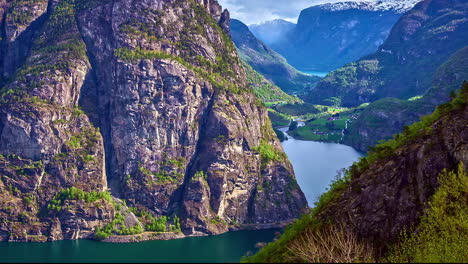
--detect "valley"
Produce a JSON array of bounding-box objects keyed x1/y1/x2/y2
[{"x1": 0, "y1": 0, "x2": 467, "y2": 263}]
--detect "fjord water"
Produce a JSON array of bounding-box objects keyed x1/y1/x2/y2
[
  {"x1": 0, "y1": 229, "x2": 279, "y2": 263},
  {"x1": 1, "y1": 131, "x2": 362, "y2": 263},
  {"x1": 299, "y1": 70, "x2": 329, "y2": 78},
  {"x1": 279, "y1": 128, "x2": 364, "y2": 205}
]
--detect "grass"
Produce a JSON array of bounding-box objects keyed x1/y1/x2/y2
[
  {"x1": 288, "y1": 110, "x2": 361, "y2": 143},
  {"x1": 252, "y1": 140, "x2": 287, "y2": 169},
  {"x1": 274, "y1": 103, "x2": 319, "y2": 116},
  {"x1": 348, "y1": 82, "x2": 468, "y2": 178},
  {"x1": 243, "y1": 61, "x2": 301, "y2": 104},
  {"x1": 267, "y1": 109, "x2": 291, "y2": 127}
]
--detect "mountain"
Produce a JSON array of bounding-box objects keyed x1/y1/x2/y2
[
  {"x1": 230, "y1": 19, "x2": 320, "y2": 95},
  {"x1": 318, "y1": 0, "x2": 422, "y2": 13},
  {"x1": 308, "y1": 0, "x2": 468, "y2": 107},
  {"x1": 270, "y1": 0, "x2": 421, "y2": 72},
  {"x1": 344, "y1": 46, "x2": 468, "y2": 151},
  {"x1": 241, "y1": 61, "x2": 302, "y2": 104},
  {"x1": 245, "y1": 82, "x2": 468, "y2": 263},
  {"x1": 249, "y1": 19, "x2": 295, "y2": 47},
  {"x1": 0, "y1": 0, "x2": 307, "y2": 242}
]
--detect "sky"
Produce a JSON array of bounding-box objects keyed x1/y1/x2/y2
[{"x1": 217, "y1": 0, "x2": 359, "y2": 25}]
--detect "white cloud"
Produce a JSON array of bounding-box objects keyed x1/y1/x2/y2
[{"x1": 217, "y1": 0, "x2": 350, "y2": 25}]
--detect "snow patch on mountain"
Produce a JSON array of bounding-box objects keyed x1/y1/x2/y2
[{"x1": 320, "y1": 0, "x2": 423, "y2": 14}]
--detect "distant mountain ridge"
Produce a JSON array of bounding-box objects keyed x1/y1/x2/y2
[
  {"x1": 230, "y1": 19, "x2": 320, "y2": 95},
  {"x1": 308, "y1": 0, "x2": 468, "y2": 107},
  {"x1": 269, "y1": 0, "x2": 414, "y2": 72},
  {"x1": 320, "y1": 0, "x2": 422, "y2": 13},
  {"x1": 249, "y1": 19, "x2": 295, "y2": 46}
]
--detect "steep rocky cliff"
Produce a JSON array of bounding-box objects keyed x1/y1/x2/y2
[
  {"x1": 308, "y1": 0, "x2": 468, "y2": 107},
  {"x1": 246, "y1": 81, "x2": 468, "y2": 263},
  {"x1": 0, "y1": 0, "x2": 307, "y2": 242}
]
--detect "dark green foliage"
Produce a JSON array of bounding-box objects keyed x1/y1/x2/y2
[
  {"x1": 94, "y1": 229, "x2": 109, "y2": 240},
  {"x1": 275, "y1": 103, "x2": 320, "y2": 116},
  {"x1": 245, "y1": 83, "x2": 468, "y2": 263},
  {"x1": 170, "y1": 216, "x2": 181, "y2": 233},
  {"x1": 47, "y1": 187, "x2": 112, "y2": 212},
  {"x1": 349, "y1": 82, "x2": 468, "y2": 178},
  {"x1": 0, "y1": 0, "x2": 90, "y2": 105},
  {"x1": 128, "y1": 207, "x2": 181, "y2": 233},
  {"x1": 145, "y1": 216, "x2": 168, "y2": 232},
  {"x1": 273, "y1": 129, "x2": 285, "y2": 142},
  {"x1": 8, "y1": 0, "x2": 48, "y2": 27},
  {"x1": 60, "y1": 126, "x2": 101, "y2": 165},
  {"x1": 385, "y1": 164, "x2": 468, "y2": 263},
  {"x1": 242, "y1": 61, "x2": 300, "y2": 104},
  {"x1": 288, "y1": 121, "x2": 298, "y2": 131},
  {"x1": 194, "y1": 171, "x2": 207, "y2": 180},
  {"x1": 138, "y1": 165, "x2": 181, "y2": 185},
  {"x1": 230, "y1": 19, "x2": 320, "y2": 95},
  {"x1": 94, "y1": 212, "x2": 144, "y2": 240},
  {"x1": 308, "y1": 1, "x2": 468, "y2": 107},
  {"x1": 267, "y1": 110, "x2": 291, "y2": 127}
]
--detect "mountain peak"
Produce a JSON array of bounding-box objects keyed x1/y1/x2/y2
[
  {"x1": 318, "y1": 0, "x2": 423, "y2": 14},
  {"x1": 252, "y1": 19, "x2": 296, "y2": 27}
]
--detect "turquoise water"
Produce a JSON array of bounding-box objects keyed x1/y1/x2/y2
[
  {"x1": 0, "y1": 229, "x2": 280, "y2": 263},
  {"x1": 0, "y1": 131, "x2": 363, "y2": 263},
  {"x1": 299, "y1": 70, "x2": 329, "y2": 78},
  {"x1": 280, "y1": 128, "x2": 364, "y2": 205}
]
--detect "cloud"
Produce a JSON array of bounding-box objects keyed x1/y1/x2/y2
[{"x1": 217, "y1": 0, "x2": 349, "y2": 25}]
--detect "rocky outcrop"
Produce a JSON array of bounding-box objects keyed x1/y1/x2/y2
[
  {"x1": 0, "y1": 0, "x2": 49, "y2": 80},
  {"x1": 307, "y1": 0, "x2": 468, "y2": 107},
  {"x1": 0, "y1": 0, "x2": 307, "y2": 242},
  {"x1": 317, "y1": 87, "x2": 468, "y2": 253}
]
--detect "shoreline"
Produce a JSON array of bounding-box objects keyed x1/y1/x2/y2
[{"x1": 0, "y1": 220, "x2": 293, "y2": 244}]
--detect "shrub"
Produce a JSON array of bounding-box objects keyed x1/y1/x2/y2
[
  {"x1": 194, "y1": 171, "x2": 207, "y2": 180},
  {"x1": 243, "y1": 171, "x2": 351, "y2": 263},
  {"x1": 349, "y1": 82, "x2": 468, "y2": 179},
  {"x1": 385, "y1": 163, "x2": 468, "y2": 263},
  {"x1": 286, "y1": 223, "x2": 374, "y2": 263},
  {"x1": 47, "y1": 187, "x2": 112, "y2": 212},
  {"x1": 94, "y1": 228, "x2": 109, "y2": 241},
  {"x1": 145, "y1": 216, "x2": 168, "y2": 232},
  {"x1": 253, "y1": 140, "x2": 286, "y2": 169}
]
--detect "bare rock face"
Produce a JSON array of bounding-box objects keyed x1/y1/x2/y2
[
  {"x1": 0, "y1": 0, "x2": 307, "y2": 241},
  {"x1": 317, "y1": 96, "x2": 468, "y2": 254}
]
